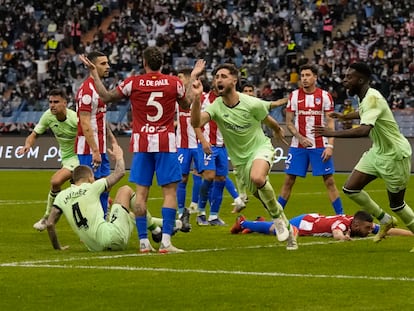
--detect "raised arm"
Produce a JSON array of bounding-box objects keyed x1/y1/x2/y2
[
  {"x1": 105, "y1": 144, "x2": 125, "y2": 188},
  {"x1": 79, "y1": 54, "x2": 123, "y2": 103}
]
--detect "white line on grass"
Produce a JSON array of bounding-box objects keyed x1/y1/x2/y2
[{"x1": 4, "y1": 262, "x2": 414, "y2": 282}]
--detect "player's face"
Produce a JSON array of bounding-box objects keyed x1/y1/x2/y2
[
  {"x1": 48, "y1": 95, "x2": 66, "y2": 115},
  {"x1": 342, "y1": 68, "x2": 359, "y2": 96},
  {"x1": 94, "y1": 56, "x2": 110, "y2": 78},
  {"x1": 350, "y1": 220, "x2": 373, "y2": 237},
  {"x1": 300, "y1": 69, "x2": 316, "y2": 90},
  {"x1": 214, "y1": 69, "x2": 237, "y2": 96},
  {"x1": 242, "y1": 86, "x2": 255, "y2": 96},
  {"x1": 177, "y1": 73, "x2": 189, "y2": 85}
]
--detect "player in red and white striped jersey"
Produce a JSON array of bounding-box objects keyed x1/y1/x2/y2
[
  {"x1": 175, "y1": 68, "x2": 202, "y2": 227},
  {"x1": 79, "y1": 47, "x2": 200, "y2": 254},
  {"x1": 76, "y1": 51, "x2": 118, "y2": 217},
  {"x1": 278, "y1": 64, "x2": 343, "y2": 215}
]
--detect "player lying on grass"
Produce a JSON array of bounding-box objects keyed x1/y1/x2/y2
[
  {"x1": 46, "y1": 144, "x2": 183, "y2": 251},
  {"x1": 230, "y1": 211, "x2": 414, "y2": 241}
]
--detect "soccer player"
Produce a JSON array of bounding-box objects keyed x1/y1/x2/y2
[
  {"x1": 46, "y1": 144, "x2": 135, "y2": 251},
  {"x1": 313, "y1": 62, "x2": 414, "y2": 249},
  {"x1": 175, "y1": 68, "x2": 202, "y2": 222},
  {"x1": 230, "y1": 211, "x2": 414, "y2": 240},
  {"x1": 194, "y1": 80, "x2": 244, "y2": 225},
  {"x1": 18, "y1": 89, "x2": 79, "y2": 231},
  {"x1": 76, "y1": 51, "x2": 118, "y2": 218},
  {"x1": 191, "y1": 62, "x2": 297, "y2": 250},
  {"x1": 79, "y1": 47, "x2": 192, "y2": 253},
  {"x1": 278, "y1": 64, "x2": 344, "y2": 215}
]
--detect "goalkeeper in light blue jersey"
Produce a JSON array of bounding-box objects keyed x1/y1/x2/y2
[{"x1": 190, "y1": 61, "x2": 298, "y2": 250}]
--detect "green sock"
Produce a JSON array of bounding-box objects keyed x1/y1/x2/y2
[
  {"x1": 146, "y1": 210, "x2": 158, "y2": 231},
  {"x1": 394, "y1": 202, "x2": 414, "y2": 233},
  {"x1": 45, "y1": 190, "x2": 59, "y2": 218},
  {"x1": 346, "y1": 190, "x2": 385, "y2": 220},
  {"x1": 256, "y1": 181, "x2": 284, "y2": 219}
]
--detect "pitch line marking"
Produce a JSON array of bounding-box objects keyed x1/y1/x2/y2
[{"x1": 4, "y1": 263, "x2": 414, "y2": 282}]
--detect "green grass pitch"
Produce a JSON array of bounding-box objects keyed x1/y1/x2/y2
[{"x1": 1, "y1": 170, "x2": 414, "y2": 310}]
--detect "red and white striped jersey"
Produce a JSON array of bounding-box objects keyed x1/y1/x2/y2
[
  {"x1": 287, "y1": 87, "x2": 333, "y2": 148},
  {"x1": 200, "y1": 91, "x2": 224, "y2": 147},
  {"x1": 75, "y1": 77, "x2": 107, "y2": 154},
  {"x1": 117, "y1": 72, "x2": 185, "y2": 152},
  {"x1": 176, "y1": 104, "x2": 198, "y2": 149},
  {"x1": 298, "y1": 214, "x2": 353, "y2": 237}
]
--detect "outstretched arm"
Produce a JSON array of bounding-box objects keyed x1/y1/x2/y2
[
  {"x1": 313, "y1": 124, "x2": 372, "y2": 138},
  {"x1": 17, "y1": 131, "x2": 38, "y2": 155},
  {"x1": 46, "y1": 207, "x2": 69, "y2": 250}
]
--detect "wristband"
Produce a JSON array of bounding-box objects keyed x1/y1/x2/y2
[{"x1": 326, "y1": 144, "x2": 334, "y2": 149}]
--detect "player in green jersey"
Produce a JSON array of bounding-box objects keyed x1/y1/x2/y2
[
  {"x1": 18, "y1": 89, "x2": 79, "y2": 232},
  {"x1": 190, "y1": 61, "x2": 297, "y2": 250},
  {"x1": 313, "y1": 62, "x2": 414, "y2": 251}
]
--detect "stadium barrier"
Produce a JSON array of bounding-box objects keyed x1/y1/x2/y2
[{"x1": 2, "y1": 135, "x2": 414, "y2": 172}]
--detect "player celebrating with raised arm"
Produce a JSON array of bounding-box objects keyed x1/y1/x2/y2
[
  {"x1": 79, "y1": 47, "x2": 194, "y2": 253},
  {"x1": 313, "y1": 62, "x2": 414, "y2": 249},
  {"x1": 18, "y1": 89, "x2": 79, "y2": 231},
  {"x1": 191, "y1": 61, "x2": 298, "y2": 250}
]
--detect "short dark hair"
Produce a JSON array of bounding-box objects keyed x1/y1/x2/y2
[
  {"x1": 299, "y1": 64, "x2": 318, "y2": 75},
  {"x1": 48, "y1": 88, "x2": 67, "y2": 100},
  {"x1": 349, "y1": 62, "x2": 372, "y2": 79},
  {"x1": 87, "y1": 51, "x2": 106, "y2": 63},
  {"x1": 177, "y1": 68, "x2": 192, "y2": 77},
  {"x1": 72, "y1": 165, "x2": 93, "y2": 183},
  {"x1": 241, "y1": 82, "x2": 255, "y2": 91},
  {"x1": 212, "y1": 63, "x2": 239, "y2": 78},
  {"x1": 143, "y1": 46, "x2": 163, "y2": 71},
  {"x1": 353, "y1": 210, "x2": 374, "y2": 223}
]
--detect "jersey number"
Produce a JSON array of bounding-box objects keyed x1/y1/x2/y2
[
  {"x1": 72, "y1": 203, "x2": 89, "y2": 229},
  {"x1": 147, "y1": 92, "x2": 163, "y2": 122}
]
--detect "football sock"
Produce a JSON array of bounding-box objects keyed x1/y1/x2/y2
[
  {"x1": 198, "y1": 179, "x2": 213, "y2": 212},
  {"x1": 256, "y1": 181, "x2": 284, "y2": 218},
  {"x1": 277, "y1": 196, "x2": 288, "y2": 209},
  {"x1": 161, "y1": 207, "x2": 176, "y2": 245},
  {"x1": 146, "y1": 210, "x2": 157, "y2": 231},
  {"x1": 161, "y1": 207, "x2": 176, "y2": 236},
  {"x1": 392, "y1": 202, "x2": 414, "y2": 232},
  {"x1": 242, "y1": 220, "x2": 273, "y2": 234},
  {"x1": 233, "y1": 168, "x2": 247, "y2": 196},
  {"x1": 225, "y1": 176, "x2": 239, "y2": 199},
  {"x1": 332, "y1": 197, "x2": 344, "y2": 215},
  {"x1": 45, "y1": 190, "x2": 60, "y2": 217},
  {"x1": 176, "y1": 181, "x2": 187, "y2": 215},
  {"x1": 135, "y1": 215, "x2": 148, "y2": 239},
  {"x1": 191, "y1": 174, "x2": 202, "y2": 204},
  {"x1": 210, "y1": 180, "x2": 225, "y2": 216},
  {"x1": 345, "y1": 190, "x2": 384, "y2": 219}
]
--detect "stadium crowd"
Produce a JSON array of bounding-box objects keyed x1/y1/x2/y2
[{"x1": 0, "y1": 0, "x2": 413, "y2": 133}]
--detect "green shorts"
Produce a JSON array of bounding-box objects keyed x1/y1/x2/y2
[
  {"x1": 106, "y1": 204, "x2": 135, "y2": 251},
  {"x1": 355, "y1": 149, "x2": 411, "y2": 193},
  {"x1": 235, "y1": 145, "x2": 275, "y2": 194},
  {"x1": 62, "y1": 155, "x2": 80, "y2": 171}
]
